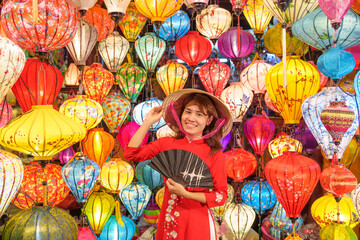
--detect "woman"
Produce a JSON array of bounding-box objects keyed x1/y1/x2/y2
[{"x1": 124, "y1": 89, "x2": 233, "y2": 240}]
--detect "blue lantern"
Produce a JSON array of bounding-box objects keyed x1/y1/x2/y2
[
  {"x1": 301, "y1": 87, "x2": 359, "y2": 160},
  {"x1": 61, "y1": 153, "x2": 101, "y2": 203},
  {"x1": 269, "y1": 201, "x2": 303, "y2": 234},
  {"x1": 240, "y1": 178, "x2": 276, "y2": 213},
  {"x1": 154, "y1": 10, "x2": 190, "y2": 45},
  {"x1": 132, "y1": 98, "x2": 165, "y2": 131},
  {"x1": 135, "y1": 160, "x2": 164, "y2": 190},
  {"x1": 317, "y1": 46, "x2": 355, "y2": 80},
  {"x1": 99, "y1": 215, "x2": 135, "y2": 240},
  {"x1": 119, "y1": 182, "x2": 152, "y2": 221},
  {"x1": 292, "y1": 8, "x2": 360, "y2": 52}
]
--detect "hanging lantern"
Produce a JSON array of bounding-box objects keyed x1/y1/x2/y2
[
  {"x1": 133, "y1": 98, "x2": 166, "y2": 131},
  {"x1": 82, "y1": 128, "x2": 115, "y2": 167},
  {"x1": 0, "y1": 150, "x2": 23, "y2": 217},
  {"x1": 100, "y1": 158, "x2": 134, "y2": 193},
  {"x1": 2, "y1": 206, "x2": 78, "y2": 240},
  {"x1": 12, "y1": 58, "x2": 63, "y2": 113},
  {"x1": 99, "y1": 215, "x2": 136, "y2": 240},
  {"x1": 224, "y1": 148, "x2": 257, "y2": 182},
  {"x1": 118, "y1": 122, "x2": 149, "y2": 150},
  {"x1": 221, "y1": 130, "x2": 232, "y2": 152},
  {"x1": 82, "y1": 63, "x2": 114, "y2": 103},
  {"x1": 1, "y1": 0, "x2": 78, "y2": 53},
  {"x1": 292, "y1": 120, "x2": 318, "y2": 154},
  {"x1": 187, "y1": 0, "x2": 209, "y2": 13},
  {"x1": 352, "y1": 183, "x2": 360, "y2": 217},
  {"x1": 119, "y1": 182, "x2": 152, "y2": 220},
  {"x1": 240, "y1": 60, "x2": 272, "y2": 94},
  {"x1": 319, "y1": 222, "x2": 358, "y2": 239},
  {"x1": 265, "y1": 152, "x2": 321, "y2": 218},
  {"x1": 307, "y1": 61, "x2": 328, "y2": 91},
  {"x1": 224, "y1": 203, "x2": 256, "y2": 239},
  {"x1": 0, "y1": 105, "x2": 86, "y2": 160},
  {"x1": 264, "y1": 91, "x2": 279, "y2": 113},
  {"x1": 61, "y1": 153, "x2": 101, "y2": 203},
  {"x1": 243, "y1": 0, "x2": 273, "y2": 37},
  {"x1": 135, "y1": 160, "x2": 164, "y2": 190},
  {"x1": 244, "y1": 114, "x2": 275, "y2": 156},
  {"x1": 0, "y1": 100, "x2": 12, "y2": 128},
  {"x1": 155, "y1": 187, "x2": 165, "y2": 208},
  {"x1": 231, "y1": 0, "x2": 249, "y2": 16},
  {"x1": 220, "y1": 82, "x2": 254, "y2": 123},
  {"x1": 324, "y1": 137, "x2": 359, "y2": 168},
  {"x1": 143, "y1": 201, "x2": 161, "y2": 226},
  {"x1": 98, "y1": 31, "x2": 130, "y2": 72},
  {"x1": 198, "y1": 58, "x2": 231, "y2": 97},
  {"x1": 101, "y1": 93, "x2": 131, "y2": 133},
  {"x1": 156, "y1": 124, "x2": 176, "y2": 139},
  {"x1": 270, "y1": 201, "x2": 303, "y2": 234},
  {"x1": 241, "y1": 178, "x2": 277, "y2": 213},
  {"x1": 104, "y1": 0, "x2": 131, "y2": 22},
  {"x1": 83, "y1": 192, "x2": 115, "y2": 235},
  {"x1": 66, "y1": 18, "x2": 98, "y2": 66},
  {"x1": 156, "y1": 60, "x2": 188, "y2": 96},
  {"x1": 265, "y1": 56, "x2": 320, "y2": 125},
  {"x1": 119, "y1": 2, "x2": 147, "y2": 43},
  {"x1": 69, "y1": 0, "x2": 97, "y2": 16},
  {"x1": 84, "y1": 4, "x2": 115, "y2": 42},
  {"x1": 59, "y1": 146, "x2": 76, "y2": 164},
  {"x1": 13, "y1": 162, "x2": 70, "y2": 209},
  {"x1": 65, "y1": 63, "x2": 81, "y2": 86},
  {"x1": 318, "y1": 0, "x2": 354, "y2": 30},
  {"x1": 78, "y1": 226, "x2": 97, "y2": 240},
  {"x1": 59, "y1": 95, "x2": 104, "y2": 130},
  {"x1": 268, "y1": 132, "x2": 302, "y2": 158},
  {"x1": 211, "y1": 184, "x2": 234, "y2": 225}
]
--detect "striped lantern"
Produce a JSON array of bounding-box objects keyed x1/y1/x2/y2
[
  {"x1": 135, "y1": 160, "x2": 164, "y2": 190},
  {"x1": 156, "y1": 60, "x2": 188, "y2": 96},
  {"x1": 142, "y1": 201, "x2": 161, "y2": 226},
  {"x1": 100, "y1": 158, "x2": 134, "y2": 193}
]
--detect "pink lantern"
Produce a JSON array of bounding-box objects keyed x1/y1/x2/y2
[
  {"x1": 231, "y1": 0, "x2": 249, "y2": 16},
  {"x1": 264, "y1": 91, "x2": 279, "y2": 113},
  {"x1": 240, "y1": 60, "x2": 273, "y2": 94},
  {"x1": 0, "y1": 100, "x2": 12, "y2": 128},
  {"x1": 117, "y1": 122, "x2": 149, "y2": 150},
  {"x1": 59, "y1": 146, "x2": 76, "y2": 164},
  {"x1": 318, "y1": 0, "x2": 355, "y2": 29},
  {"x1": 308, "y1": 61, "x2": 328, "y2": 91},
  {"x1": 78, "y1": 226, "x2": 97, "y2": 240},
  {"x1": 346, "y1": 43, "x2": 360, "y2": 70}
]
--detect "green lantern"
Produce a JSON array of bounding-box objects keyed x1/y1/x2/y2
[{"x1": 319, "y1": 222, "x2": 358, "y2": 240}]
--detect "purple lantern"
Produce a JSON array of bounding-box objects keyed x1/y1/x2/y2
[
  {"x1": 0, "y1": 100, "x2": 12, "y2": 128},
  {"x1": 220, "y1": 130, "x2": 232, "y2": 152},
  {"x1": 59, "y1": 145, "x2": 76, "y2": 164},
  {"x1": 292, "y1": 121, "x2": 318, "y2": 154},
  {"x1": 117, "y1": 121, "x2": 149, "y2": 150}
]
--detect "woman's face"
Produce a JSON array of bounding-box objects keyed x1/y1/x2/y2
[{"x1": 181, "y1": 103, "x2": 213, "y2": 139}]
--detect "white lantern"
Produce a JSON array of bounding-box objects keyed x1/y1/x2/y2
[
  {"x1": 104, "y1": 0, "x2": 131, "y2": 22},
  {"x1": 69, "y1": 0, "x2": 97, "y2": 15},
  {"x1": 240, "y1": 60, "x2": 273, "y2": 94},
  {"x1": 224, "y1": 203, "x2": 256, "y2": 240},
  {"x1": 156, "y1": 125, "x2": 175, "y2": 139},
  {"x1": 65, "y1": 63, "x2": 80, "y2": 86}
]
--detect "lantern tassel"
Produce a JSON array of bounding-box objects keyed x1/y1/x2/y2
[
  {"x1": 282, "y1": 25, "x2": 287, "y2": 88},
  {"x1": 33, "y1": 0, "x2": 39, "y2": 24},
  {"x1": 115, "y1": 200, "x2": 125, "y2": 226}
]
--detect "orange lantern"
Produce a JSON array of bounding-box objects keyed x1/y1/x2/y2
[
  {"x1": 224, "y1": 148, "x2": 257, "y2": 182},
  {"x1": 156, "y1": 60, "x2": 188, "y2": 96},
  {"x1": 84, "y1": 4, "x2": 115, "y2": 41},
  {"x1": 268, "y1": 132, "x2": 303, "y2": 158},
  {"x1": 119, "y1": 2, "x2": 147, "y2": 42}
]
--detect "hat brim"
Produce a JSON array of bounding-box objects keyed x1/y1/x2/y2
[{"x1": 162, "y1": 89, "x2": 233, "y2": 139}]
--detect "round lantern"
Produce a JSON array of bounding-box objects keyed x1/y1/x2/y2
[
  {"x1": 156, "y1": 124, "x2": 176, "y2": 139},
  {"x1": 101, "y1": 93, "x2": 131, "y2": 133},
  {"x1": 100, "y1": 158, "x2": 134, "y2": 193},
  {"x1": 265, "y1": 152, "x2": 321, "y2": 218},
  {"x1": 135, "y1": 160, "x2": 164, "y2": 189},
  {"x1": 211, "y1": 184, "x2": 235, "y2": 225},
  {"x1": 270, "y1": 201, "x2": 303, "y2": 234},
  {"x1": 143, "y1": 201, "x2": 161, "y2": 226},
  {"x1": 220, "y1": 82, "x2": 254, "y2": 122},
  {"x1": 65, "y1": 63, "x2": 81, "y2": 86},
  {"x1": 240, "y1": 60, "x2": 273, "y2": 94},
  {"x1": 292, "y1": 120, "x2": 318, "y2": 154},
  {"x1": 2, "y1": 206, "x2": 78, "y2": 240},
  {"x1": 155, "y1": 187, "x2": 165, "y2": 208},
  {"x1": 104, "y1": 0, "x2": 131, "y2": 21},
  {"x1": 244, "y1": 114, "x2": 275, "y2": 156},
  {"x1": 198, "y1": 58, "x2": 231, "y2": 97},
  {"x1": 0, "y1": 150, "x2": 23, "y2": 217},
  {"x1": 59, "y1": 95, "x2": 104, "y2": 130},
  {"x1": 82, "y1": 63, "x2": 114, "y2": 103},
  {"x1": 156, "y1": 60, "x2": 188, "y2": 96},
  {"x1": 224, "y1": 148, "x2": 257, "y2": 182},
  {"x1": 118, "y1": 122, "x2": 149, "y2": 150},
  {"x1": 264, "y1": 91, "x2": 279, "y2": 113},
  {"x1": 312, "y1": 194, "x2": 359, "y2": 228},
  {"x1": 1, "y1": 0, "x2": 78, "y2": 53},
  {"x1": 69, "y1": 0, "x2": 97, "y2": 15},
  {"x1": 13, "y1": 162, "x2": 70, "y2": 209},
  {"x1": 61, "y1": 153, "x2": 101, "y2": 203},
  {"x1": 318, "y1": 0, "x2": 353, "y2": 29},
  {"x1": 78, "y1": 226, "x2": 97, "y2": 240},
  {"x1": 0, "y1": 105, "x2": 86, "y2": 160},
  {"x1": 241, "y1": 178, "x2": 277, "y2": 213},
  {"x1": 84, "y1": 4, "x2": 115, "y2": 42},
  {"x1": 59, "y1": 146, "x2": 76, "y2": 164},
  {"x1": 268, "y1": 132, "x2": 302, "y2": 158},
  {"x1": 133, "y1": 98, "x2": 166, "y2": 131},
  {"x1": 319, "y1": 222, "x2": 358, "y2": 239},
  {"x1": 265, "y1": 56, "x2": 320, "y2": 125},
  {"x1": 224, "y1": 203, "x2": 256, "y2": 239},
  {"x1": 82, "y1": 128, "x2": 115, "y2": 167},
  {"x1": 243, "y1": 0, "x2": 273, "y2": 36},
  {"x1": 0, "y1": 100, "x2": 12, "y2": 128},
  {"x1": 12, "y1": 58, "x2": 63, "y2": 113},
  {"x1": 83, "y1": 192, "x2": 115, "y2": 235},
  {"x1": 99, "y1": 215, "x2": 136, "y2": 240},
  {"x1": 119, "y1": 2, "x2": 147, "y2": 43}
]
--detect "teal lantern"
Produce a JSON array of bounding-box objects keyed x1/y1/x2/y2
[
  {"x1": 132, "y1": 98, "x2": 166, "y2": 131},
  {"x1": 99, "y1": 215, "x2": 136, "y2": 240},
  {"x1": 2, "y1": 206, "x2": 78, "y2": 240},
  {"x1": 102, "y1": 93, "x2": 131, "y2": 133},
  {"x1": 119, "y1": 182, "x2": 152, "y2": 221},
  {"x1": 269, "y1": 201, "x2": 303, "y2": 234},
  {"x1": 135, "y1": 160, "x2": 164, "y2": 190}
]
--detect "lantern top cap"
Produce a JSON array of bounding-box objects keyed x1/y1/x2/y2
[{"x1": 32, "y1": 105, "x2": 54, "y2": 110}]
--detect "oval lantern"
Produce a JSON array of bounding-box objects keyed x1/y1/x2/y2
[
  {"x1": 100, "y1": 158, "x2": 134, "y2": 193},
  {"x1": 102, "y1": 93, "x2": 131, "y2": 133},
  {"x1": 224, "y1": 203, "x2": 256, "y2": 239},
  {"x1": 211, "y1": 184, "x2": 235, "y2": 225},
  {"x1": 118, "y1": 122, "x2": 149, "y2": 150},
  {"x1": 119, "y1": 2, "x2": 147, "y2": 42},
  {"x1": 268, "y1": 132, "x2": 302, "y2": 158},
  {"x1": 319, "y1": 222, "x2": 358, "y2": 240},
  {"x1": 0, "y1": 100, "x2": 13, "y2": 128},
  {"x1": 59, "y1": 146, "x2": 76, "y2": 164},
  {"x1": 84, "y1": 4, "x2": 115, "y2": 42},
  {"x1": 155, "y1": 187, "x2": 165, "y2": 208},
  {"x1": 99, "y1": 215, "x2": 136, "y2": 240},
  {"x1": 156, "y1": 60, "x2": 188, "y2": 96},
  {"x1": 143, "y1": 201, "x2": 161, "y2": 226},
  {"x1": 135, "y1": 160, "x2": 164, "y2": 190},
  {"x1": 65, "y1": 63, "x2": 81, "y2": 86},
  {"x1": 240, "y1": 60, "x2": 273, "y2": 94},
  {"x1": 133, "y1": 98, "x2": 166, "y2": 131},
  {"x1": 243, "y1": 0, "x2": 273, "y2": 37},
  {"x1": 224, "y1": 148, "x2": 257, "y2": 182},
  {"x1": 270, "y1": 201, "x2": 303, "y2": 234}
]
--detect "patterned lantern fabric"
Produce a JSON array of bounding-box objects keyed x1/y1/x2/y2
[
  {"x1": 119, "y1": 2, "x2": 147, "y2": 42},
  {"x1": 224, "y1": 203, "x2": 256, "y2": 239},
  {"x1": 84, "y1": 4, "x2": 115, "y2": 41},
  {"x1": 102, "y1": 93, "x2": 131, "y2": 133},
  {"x1": 133, "y1": 98, "x2": 166, "y2": 131},
  {"x1": 224, "y1": 148, "x2": 257, "y2": 182},
  {"x1": 211, "y1": 184, "x2": 234, "y2": 225},
  {"x1": 143, "y1": 201, "x2": 161, "y2": 226},
  {"x1": 13, "y1": 162, "x2": 70, "y2": 209},
  {"x1": 264, "y1": 91, "x2": 279, "y2": 113},
  {"x1": 268, "y1": 132, "x2": 302, "y2": 158},
  {"x1": 100, "y1": 215, "x2": 136, "y2": 240},
  {"x1": 318, "y1": 0, "x2": 354, "y2": 27},
  {"x1": 0, "y1": 100, "x2": 12, "y2": 128},
  {"x1": 240, "y1": 60, "x2": 272, "y2": 94},
  {"x1": 135, "y1": 160, "x2": 164, "y2": 190},
  {"x1": 100, "y1": 158, "x2": 134, "y2": 193},
  {"x1": 270, "y1": 201, "x2": 303, "y2": 234},
  {"x1": 243, "y1": 0, "x2": 272, "y2": 36},
  {"x1": 319, "y1": 222, "x2": 358, "y2": 240},
  {"x1": 118, "y1": 122, "x2": 149, "y2": 150},
  {"x1": 59, "y1": 146, "x2": 76, "y2": 164},
  {"x1": 156, "y1": 60, "x2": 188, "y2": 96},
  {"x1": 1, "y1": 0, "x2": 78, "y2": 52}
]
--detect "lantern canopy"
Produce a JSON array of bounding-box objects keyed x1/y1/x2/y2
[
  {"x1": 211, "y1": 184, "x2": 234, "y2": 225},
  {"x1": 156, "y1": 60, "x2": 188, "y2": 96},
  {"x1": 243, "y1": 0, "x2": 273, "y2": 36},
  {"x1": 100, "y1": 158, "x2": 134, "y2": 193},
  {"x1": 119, "y1": 2, "x2": 147, "y2": 43},
  {"x1": 99, "y1": 215, "x2": 136, "y2": 240},
  {"x1": 117, "y1": 122, "x2": 149, "y2": 150},
  {"x1": 65, "y1": 63, "x2": 81, "y2": 86},
  {"x1": 268, "y1": 132, "x2": 302, "y2": 158},
  {"x1": 224, "y1": 148, "x2": 257, "y2": 182},
  {"x1": 84, "y1": 4, "x2": 115, "y2": 42},
  {"x1": 319, "y1": 222, "x2": 358, "y2": 240},
  {"x1": 240, "y1": 60, "x2": 273, "y2": 94},
  {"x1": 133, "y1": 98, "x2": 166, "y2": 131},
  {"x1": 270, "y1": 201, "x2": 303, "y2": 234},
  {"x1": 135, "y1": 160, "x2": 164, "y2": 190},
  {"x1": 224, "y1": 203, "x2": 256, "y2": 239}
]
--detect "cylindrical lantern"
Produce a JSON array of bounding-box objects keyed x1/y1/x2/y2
[
  {"x1": 100, "y1": 158, "x2": 134, "y2": 193},
  {"x1": 119, "y1": 2, "x2": 147, "y2": 42},
  {"x1": 99, "y1": 215, "x2": 136, "y2": 240},
  {"x1": 133, "y1": 98, "x2": 166, "y2": 131},
  {"x1": 84, "y1": 4, "x2": 115, "y2": 42},
  {"x1": 240, "y1": 60, "x2": 273, "y2": 94},
  {"x1": 224, "y1": 148, "x2": 257, "y2": 182},
  {"x1": 211, "y1": 184, "x2": 234, "y2": 225},
  {"x1": 319, "y1": 222, "x2": 358, "y2": 239},
  {"x1": 135, "y1": 160, "x2": 164, "y2": 189},
  {"x1": 156, "y1": 60, "x2": 188, "y2": 96},
  {"x1": 270, "y1": 201, "x2": 303, "y2": 234},
  {"x1": 118, "y1": 122, "x2": 149, "y2": 150},
  {"x1": 268, "y1": 132, "x2": 302, "y2": 158},
  {"x1": 243, "y1": 0, "x2": 273, "y2": 36},
  {"x1": 65, "y1": 63, "x2": 81, "y2": 86},
  {"x1": 225, "y1": 203, "x2": 256, "y2": 239},
  {"x1": 59, "y1": 146, "x2": 76, "y2": 164},
  {"x1": 102, "y1": 93, "x2": 131, "y2": 133}
]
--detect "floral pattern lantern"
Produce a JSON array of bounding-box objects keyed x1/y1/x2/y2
[
  {"x1": 99, "y1": 215, "x2": 136, "y2": 240},
  {"x1": 224, "y1": 203, "x2": 256, "y2": 240},
  {"x1": 270, "y1": 201, "x2": 303, "y2": 234},
  {"x1": 319, "y1": 222, "x2": 358, "y2": 240},
  {"x1": 211, "y1": 184, "x2": 234, "y2": 225},
  {"x1": 1, "y1": 0, "x2": 78, "y2": 53},
  {"x1": 224, "y1": 148, "x2": 257, "y2": 182},
  {"x1": 265, "y1": 91, "x2": 279, "y2": 113},
  {"x1": 0, "y1": 100, "x2": 12, "y2": 128},
  {"x1": 240, "y1": 60, "x2": 272, "y2": 94},
  {"x1": 243, "y1": 0, "x2": 273, "y2": 37},
  {"x1": 268, "y1": 132, "x2": 302, "y2": 158},
  {"x1": 135, "y1": 160, "x2": 164, "y2": 190},
  {"x1": 100, "y1": 158, "x2": 134, "y2": 193},
  {"x1": 59, "y1": 146, "x2": 76, "y2": 164},
  {"x1": 133, "y1": 98, "x2": 165, "y2": 131},
  {"x1": 118, "y1": 122, "x2": 149, "y2": 150},
  {"x1": 65, "y1": 63, "x2": 81, "y2": 86},
  {"x1": 119, "y1": 2, "x2": 147, "y2": 43},
  {"x1": 84, "y1": 4, "x2": 115, "y2": 41},
  {"x1": 156, "y1": 60, "x2": 188, "y2": 96}
]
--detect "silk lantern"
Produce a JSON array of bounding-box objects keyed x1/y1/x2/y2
[
  {"x1": 265, "y1": 91, "x2": 279, "y2": 113},
  {"x1": 12, "y1": 58, "x2": 63, "y2": 113},
  {"x1": 231, "y1": 0, "x2": 249, "y2": 15},
  {"x1": 82, "y1": 128, "x2": 115, "y2": 167},
  {"x1": 69, "y1": 0, "x2": 97, "y2": 15},
  {"x1": 268, "y1": 132, "x2": 302, "y2": 158},
  {"x1": 117, "y1": 122, "x2": 149, "y2": 150},
  {"x1": 155, "y1": 187, "x2": 165, "y2": 208},
  {"x1": 221, "y1": 130, "x2": 232, "y2": 152},
  {"x1": 156, "y1": 124, "x2": 176, "y2": 139},
  {"x1": 318, "y1": 0, "x2": 354, "y2": 29},
  {"x1": 78, "y1": 226, "x2": 97, "y2": 240},
  {"x1": 211, "y1": 184, "x2": 234, "y2": 225},
  {"x1": 319, "y1": 222, "x2": 358, "y2": 240},
  {"x1": 308, "y1": 61, "x2": 328, "y2": 91},
  {"x1": 156, "y1": 60, "x2": 188, "y2": 96},
  {"x1": 133, "y1": 98, "x2": 165, "y2": 131},
  {"x1": 99, "y1": 215, "x2": 136, "y2": 240},
  {"x1": 265, "y1": 152, "x2": 321, "y2": 219},
  {"x1": 224, "y1": 148, "x2": 257, "y2": 182},
  {"x1": 59, "y1": 146, "x2": 76, "y2": 164},
  {"x1": 84, "y1": 4, "x2": 115, "y2": 41},
  {"x1": 119, "y1": 2, "x2": 147, "y2": 43},
  {"x1": 240, "y1": 60, "x2": 273, "y2": 94},
  {"x1": 270, "y1": 201, "x2": 303, "y2": 234},
  {"x1": 243, "y1": 0, "x2": 273, "y2": 37},
  {"x1": 104, "y1": 0, "x2": 131, "y2": 22},
  {"x1": 135, "y1": 160, "x2": 164, "y2": 190},
  {"x1": 100, "y1": 158, "x2": 134, "y2": 193},
  {"x1": 187, "y1": 0, "x2": 209, "y2": 13},
  {"x1": 1, "y1": 0, "x2": 78, "y2": 53},
  {"x1": 0, "y1": 100, "x2": 12, "y2": 128},
  {"x1": 292, "y1": 120, "x2": 318, "y2": 154},
  {"x1": 143, "y1": 201, "x2": 161, "y2": 226},
  {"x1": 65, "y1": 63, "x2": 81, "y2": 86},
  {"x1": 224, "y1": 203, "x2": 256, "y2": 240}
]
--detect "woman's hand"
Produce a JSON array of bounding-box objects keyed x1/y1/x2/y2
[
  {"x1": 166, "y1": 179, "x2": 189, "y2": 198},
  {"x1": 143, "y1": 106, "x2": 164, "y2": 127}
]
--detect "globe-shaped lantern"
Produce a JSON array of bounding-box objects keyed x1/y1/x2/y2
[
  {"x1": 210, "y1": 184, "x2": 234, "y2": 225},
  {"x1": 240, "y1": 60, "x2": 273, "y2": 94},
  {"x1": 224, "y1": 203, "x2": 256, "y2": 239},
  {"x1": 292, "y1": 120, "x2": 318, "y2": 154},
  {"x1": 198, "y1": 58, "x2": 231, "y2": 97},
  {"x1": 0, "y1": 105, "x2": 86, "y2": 160},
  {"x1": 318, "y1": 0, "x2": 354, "y2": 30},
  {"x1": 241, "y1": 178, "x2": 277, "y2": 213},
  {"x1": 1, "y1": 0, "x2": 78, "y2": 53},
  {"x1": 155, "y1": 187, "x2": 165, "y2": 208},
  {"x1": 220, "y1": 82, "x2": 254, "y2": 122},
  {"x1": 270, "y1": 201, "x2": 303, "y2": 234},
  {"x1": 84, "y1": 4, "x2": 115, "y2": 42},
  {"x1": 0, "y1": 100, "x2": 12, "y2": 128},
  {"x1": 12, "y1": 58, "x2": 63, "y2": 113},
  {"x1": 59, "y1": 146, "x2": 76, "y2": 164},
  {"x1": 265, "y1": 56, "x2": 320, "y2": 125},
  {"x1": 78, "y1": 226, "x2": 97, "y2": 240},
  {"x1": 224, "y1": 148, "x2": 257, "y2": 182},
  {"x1": 156, "y1": 60, "x2": 188, "y2": 96},
  {"x1": 69, "y1": 0, "x2": 97, "y2": 15},
  {"x1": 243, "y1": 0, "x2": 273, "y2": 37},
  {"x1": 244, "y1": 114, "x2": 275, "y2": 156},
  {"x1": 135, "y1": 160, "x2": 164, "y2": 190},
  {"x1": 104, "y1": 0, "x2": 131, "y2": 22},
  {"x1": 118, "y1": 122, "x2": 149, "y2": 150},
  {"x1": 59, "y1": 95, "x2": 104, "y2": 130},
  {"x1": 265, "y1": 152, "x2": 321, "y2": 219},
  {"x1": 156, "y1": 124, "x2": 176, "y2": 139},
  {"x1": 61, "y1": 153, "x2": 101, "y2": 203},
  {"x1": 2, "y1": 206, "x2": 78, "y2": 240},
  {"x1": 13, "y1": 162, "x2": 70, "y2": 209},
  {"x1": 133, "y1": 98, "x2": 166, "y2": 131},
  {"x1": 119, "y1": 2, "x2": 147, "y2": 43},
  {"x1": 319, "y1": 222, "x2": 358, "y2": 240},
  {"x1": 65, "y1": 63, "x2": 81, "y2": 86},
  {"x1": 268, "y1": 132, "x2": 302, "y2": 158},
  {"x1": 143, "y1": 201, "x2": 161, "y2": 226},
  {"x1": 102, "y1": 93, "x2": 131, "y2": 133},
  {"x1": 99, "y1": 215, "x2": 136, "y2": 240},
  {"x1": 100, "y1": 158, "x2": 134, "y2": 193}
]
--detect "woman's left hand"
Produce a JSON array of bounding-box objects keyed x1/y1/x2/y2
[{"x1": 166, "y1": 179, "x2": 189, "y2": 198}]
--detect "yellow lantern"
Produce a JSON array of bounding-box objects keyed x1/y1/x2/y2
[
  {"x1": 119, "y1": 2, "x2": 147, "y2": 42},
  {"x1": 156, "y1": 60, "x2": 188, "y2": 96},
  {"x1": 319, "y1": 222, "x2": 358, "y2": 239},
  {"x1": 268, "y1": 132, "x2": 302, "y2": 158},
  {"x1": 311, "y1": 194, "x2": 359, "y2": 228},
  {"x1": 284, "y1": 234, "x2": 303, "y2": 240},
  {"x1": 265, "y1": 56, "x2": 320, "y2": 125},
  {"x1": 65, "y1": 63, "x2": 80, "y2": 86},
  {"x1": 243, "y1": 0, "x2": 273, "y2": 37},
  {"x1": 155, "y1": 186, "x2": 165, "y2": 208},
  {"x1": 100, "y1": 158, "x2": 134, "y2": 193},
  {"x1": 0, "y1": 105, "x2": 86, "y2": 160}
]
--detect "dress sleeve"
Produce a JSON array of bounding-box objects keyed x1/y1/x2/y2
[
  {"x1": 204, "y1": 150, "x2": 228, "y2": 208},
  {"x1": 123, "y1": 138, "x2": 164, "y2": 162}
]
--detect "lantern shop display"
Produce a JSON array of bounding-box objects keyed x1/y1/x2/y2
[
  {"x1": 211, "y1": 184, "x2": 235, "y2": 225},
  {"x1": 100, "y1": 159, "x2": 134, "y2": 193},
  {"x1": 119, "y1": 2, "x2": 147, "y2": 42},
  {"x1": 99, "y1": 215, "x2": 136, "y2": 240},
  {"x1": 156, "y1": 60, "x2": 188, "y2": 96},
  {"x1": 118, "y1": 122, "x2": 149, "y2": 150},
  {"x1": 224, "y1": 148, "x2": 257, "y2": 182},
  {"x1": 224, "y1": 203, "x2": 256, "y2": 240},
  {"x1": 84, "y1": 4, "x2": 115, "y2": 42},
  {"x1": 135, "y1": 160, "x2": 164, "y2": 190}
]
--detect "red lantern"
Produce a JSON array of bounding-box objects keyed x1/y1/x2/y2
[
  {"x1": 12, "y1": 58, "x2": 63, "y2": 113},
  {"x1": 224, "y1": 148, "x2": 257, "y2": 182},
  {"x1": 265, "y1": 152, "x2": 321, "y2": 218}
]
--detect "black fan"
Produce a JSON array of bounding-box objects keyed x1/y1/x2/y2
[{"x1": 149, "y1": 149, "x2": 213, "y2": 189}]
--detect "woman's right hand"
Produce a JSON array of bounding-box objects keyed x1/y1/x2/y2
[{"x1": 143, "y1": 106, "x2": 164, "y2": 127}]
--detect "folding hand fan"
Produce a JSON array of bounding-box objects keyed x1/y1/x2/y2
[{"x1": 149, "y1": 149, "x2": 213, "y2": 189}]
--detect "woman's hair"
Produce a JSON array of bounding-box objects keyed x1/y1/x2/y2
[{"x1": 172, "y1": 93, "x2": 223, "y2": 155}]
